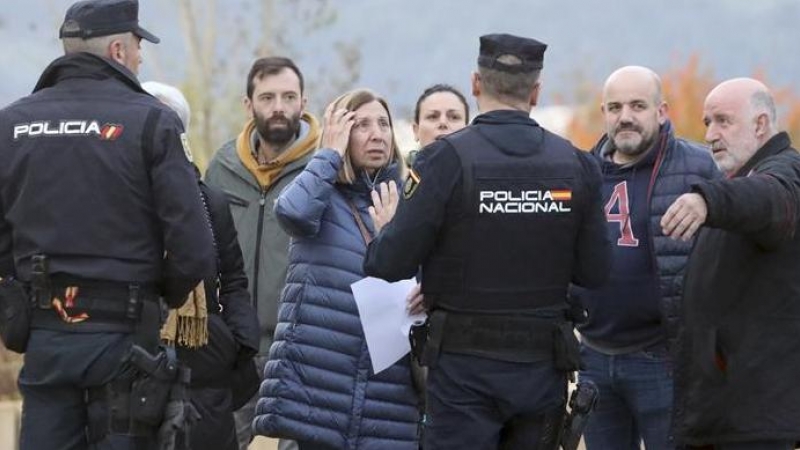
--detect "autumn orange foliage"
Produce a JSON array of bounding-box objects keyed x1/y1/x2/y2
[{"x1": 565, "y1": 55, "x2": 800, "y2": 150}]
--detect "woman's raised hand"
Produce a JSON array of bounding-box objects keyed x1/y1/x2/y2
[
  {"x1": 321, "y1": 101, "x2": 356, "y2": 157},
  {"x1": 368, "y1": 181, "x2": 398, "y2": 234}
]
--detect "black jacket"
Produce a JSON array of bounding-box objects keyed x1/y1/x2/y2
[
  {"x1": 0, "y1": 53, "x2": 214, "y2": 306},
  {"x1": 674, "y1": 132, "x2": 800, "y2": 445},
  {"x1": 177, "y1": 181, "x2": 259, "y2": 450},
  {"x1": 177, "y1": 181, "x2": 259, "y2": 387}
]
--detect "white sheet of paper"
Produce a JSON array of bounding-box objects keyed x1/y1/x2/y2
[{"x1": 351, "y1": 277, "x2": 426, "y2": 374}]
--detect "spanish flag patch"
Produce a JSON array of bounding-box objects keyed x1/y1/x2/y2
[
  {"x1": 549, "y1": 190, "x2": 572, "y2": 201},
  {"x1": 403, "y1": 168, "x2": 421, "y2": 199}
]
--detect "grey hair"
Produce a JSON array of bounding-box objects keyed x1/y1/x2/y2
[
  {"x1": 751, "y1": 90, "x2": 777, "y2": 126},
  {"x1": 142, "y1": 81, "x2": 191, "y2": 129},
  {"x1": 62, "y1": 32, "x2": 134, "y2": 57}
]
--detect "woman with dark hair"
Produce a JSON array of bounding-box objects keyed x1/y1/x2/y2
[
  {"x1": 254, "y1": 89, "x2": 419, "y2": 450},
  {"x1": 407, "y1": 84, "x2": 469, "y2": 165}
]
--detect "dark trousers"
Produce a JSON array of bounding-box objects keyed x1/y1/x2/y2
[
  {"x1": 18, "y1": 329, "x2": 154, "y2": 450},
  {"x1": 424, "y1": 352, "x2": 567, "y2": 450},
  {"x1": 184, "y1": 386, "x2": 237, "y2": 450},
  {"x1": 688, "y1": 442, "x2": 795, "y2": 450}
]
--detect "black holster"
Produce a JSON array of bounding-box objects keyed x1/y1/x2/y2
[
  {"x1": 409, "y1": 320, "x2": 428, "y2": 365},
  {"x1": 561, "y1": 381, "x2": 599, "y2": 450},
  {"x1": 0, "y1": 277, "x2": 32, "y2": 353},
  {"x1": 408, "y1": 343, "x2": 427, "y2": 409},
  {"x1": 128, "y1": 345, "x2": 179, "y2": 426},
  {"x1": 411, "y1": 310, "x2": 447, "y2": 369},
  {"x1": 0, "y1": 254, "x2": 49, "y2": 353},
  {"x1": 157, "y1": 363, "x2": 199, "y2": 450},
  {"x1": 86, "y1": 345, "x2": 197, "y2": 450}
]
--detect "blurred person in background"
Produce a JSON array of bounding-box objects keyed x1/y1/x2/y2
[
  {"x1": 406, "y1": 84, "x2": 469, "y2": 166},
  {"x1": 144, "y1": 80, "x2": 260, "y2": 450}
]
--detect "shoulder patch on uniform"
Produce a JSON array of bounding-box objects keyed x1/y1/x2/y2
[
  {"x1": 403, "y1": 168, "x2": 421, "y2": 199},
  {"x1": 180, "y1": 132, "x2": 194, "y2": 162}
]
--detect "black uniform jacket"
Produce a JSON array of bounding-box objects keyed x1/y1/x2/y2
[
  {"x1": 363, "y1": 110, "x2": 610, "y2": 299},
  {"x1": 0, "y1": 53, "x2": 214, "y2": 306},
  {"x1": 674, "y1": 132, "x2": 800, "y2": 445}
]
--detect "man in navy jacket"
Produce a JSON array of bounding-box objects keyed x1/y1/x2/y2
[{"x1": 571, "y1": 66, "x2": 719, "y2": 450}]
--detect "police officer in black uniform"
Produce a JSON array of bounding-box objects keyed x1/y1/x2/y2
[
  {"x1": 0, "y1": 1, "x2": 215, "y2": 449},
  {"x1": 364, "y1": 33, "x2": 611, "y2": 450}
]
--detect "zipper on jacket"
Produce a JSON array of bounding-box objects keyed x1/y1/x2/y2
[{"x1": 251, "y1": 189, "x2": 268, "y2": 312}]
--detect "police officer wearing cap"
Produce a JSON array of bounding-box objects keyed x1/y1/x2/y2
[
  {"x1": 0, "y1": 0, "x2": 215, "y2": 449},
  {"x1": 364, "y1": 33, "x2": 610, "y2": 449}
]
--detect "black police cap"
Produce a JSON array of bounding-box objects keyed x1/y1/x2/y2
[
  {"x1": 59, "y1": 0, "x2": 159, "y2": 43},
  {"x1": 478, "y1": 33, "x2": 547, "y2": 73}
]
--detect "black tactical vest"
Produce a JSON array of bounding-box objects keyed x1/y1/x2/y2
[{"x1": 422, "y1": 124, "x2": 587, "y2": 313}]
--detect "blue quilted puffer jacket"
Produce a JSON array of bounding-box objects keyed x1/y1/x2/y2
[{"x1": 253, "y1": 149, "x2": 419, "y2": 449}]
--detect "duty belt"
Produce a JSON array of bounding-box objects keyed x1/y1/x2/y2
[
  {"x1": 32, "y1": 276, "x2": 159, "y2": 324},
  {"x1": 438, "y1": 311, "x2": 557, "y2": 362}
]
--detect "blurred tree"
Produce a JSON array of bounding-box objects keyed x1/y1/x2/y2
[
  {"x1": 564, "y1": 55, "x2": 800, "y2": 150},
  {"x1": 177, "y1": 0, "x2": 361, "y2": 171},
  {"x1": 661, "y1": 55, "x2": 716, "y2": 143}
]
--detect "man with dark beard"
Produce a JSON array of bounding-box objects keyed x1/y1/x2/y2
[
  {"x1": 569, "y1": 66, "x2": 719, "y2": 450},
  {"x1": 205, "y1": 56, "x2": 320, "y2": 450}
]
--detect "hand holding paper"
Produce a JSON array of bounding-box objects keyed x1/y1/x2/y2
[{"x1": 351, "y1": 277, "x2": 426, "y2": 374}]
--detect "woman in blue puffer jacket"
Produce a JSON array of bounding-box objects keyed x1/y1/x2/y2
[{"x1": 253, "y1": 89, "x2": 420, "y2": 450}]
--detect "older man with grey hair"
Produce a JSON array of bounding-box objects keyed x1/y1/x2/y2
[
  {"x1": 664, "y1": 78, "x2": 800, "y2": 450},
  {"x1": 142, "y1": 81, "x2": 192, "y2": 129}
]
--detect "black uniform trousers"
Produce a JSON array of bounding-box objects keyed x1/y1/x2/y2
[
  {"x1": 18, "y1": 329, "x2": 152, "y2": 450},
  {"x1": 424, "y1": 352, "x2": 566, "y2": 450}
]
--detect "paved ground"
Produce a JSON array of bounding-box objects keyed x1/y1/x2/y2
[{"x1": 249, "y1": 436, "x2": 279, "y2": 450}]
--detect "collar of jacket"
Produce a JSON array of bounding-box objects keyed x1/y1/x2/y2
[
  {"x1": 234, "y1": 111, "x2": 321, "y2": 189},
  {"x1": 342, "y1": 161, "x2": 402, "y2": 196},
  {"x1": 213, "y1": 112, "x2": 320, "y2": 189},
  {"x1": 32, "y1": 52, "x2": 144, "y2": 94},
  {"x1": 472, "y1": 109, "x2": 540, "y2": 127},
  {"x1": 733, "y1": 131, "x2": 793, "y2": 178}
]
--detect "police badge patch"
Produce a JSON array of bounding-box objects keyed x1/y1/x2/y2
[
  {"x1": 403, "y1": 168, "x2": 421, "y2": 199},
  {"x1": 180, "y1": 132, "x2": 194, "y2": 162}
]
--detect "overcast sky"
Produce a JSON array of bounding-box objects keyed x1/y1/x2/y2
[{"x1": 3, "y1": 0, "x2": 798, "y2": 118}]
